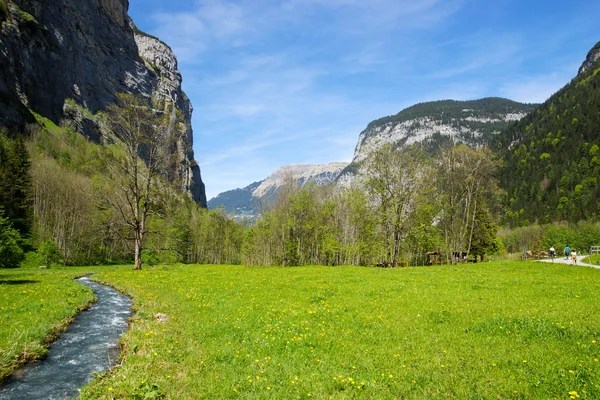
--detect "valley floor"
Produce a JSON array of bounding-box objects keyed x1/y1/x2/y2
[{"x1": 2, "y1": 262, "x2": 600, "y2": 399}]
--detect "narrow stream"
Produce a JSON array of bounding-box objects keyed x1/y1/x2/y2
[{"x1": 0, "y1": 276, "x2": 132, "y2": 400}]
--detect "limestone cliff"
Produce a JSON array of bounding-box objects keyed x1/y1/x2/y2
[
  {"x1": 351, "y1": 98, "x2": 536, "y2": 163},
  {"x1": 0, "y1": 0, "x2": 206, "y2": 207},
  {"x1": 336, "y1": 98, "x2": 536, "y2": 186}
]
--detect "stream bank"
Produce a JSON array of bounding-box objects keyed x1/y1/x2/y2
[{"x1": 0, "y1": 276, "x2": 132, "y2": 399}]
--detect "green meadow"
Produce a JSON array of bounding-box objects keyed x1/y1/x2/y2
[
  {"x1": 2, "y1": 262, "x2": 600, "y2": 399},
  {"x1": 0, "y1": 269, "x2": 95, "y2": 380}
]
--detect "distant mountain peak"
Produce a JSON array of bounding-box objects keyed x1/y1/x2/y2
[
  {"x1": 252, "y1": 162, "x2": 349, "y2": 198},
  {"x1": 207, "y1": 162, "x2": 349, "y2": 219}
]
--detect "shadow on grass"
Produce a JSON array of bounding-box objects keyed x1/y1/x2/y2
[{"x1": 0, "y1": 280, "x2": 40, "y2": 285}]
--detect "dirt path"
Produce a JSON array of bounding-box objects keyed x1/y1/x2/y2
[{"x1": 537, "y1": 255, "x2": 600, "y2": 270}]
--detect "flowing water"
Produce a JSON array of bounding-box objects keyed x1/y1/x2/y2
[{"x1": 0, "y1": 276, "x2": 132, "y2": 400}]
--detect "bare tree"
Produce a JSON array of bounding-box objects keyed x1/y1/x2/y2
[{"x1": 103, "y1": 93, "x2": 168, "y2": 270}]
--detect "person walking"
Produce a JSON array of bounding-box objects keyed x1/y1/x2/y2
[
  {"x1": 550, "y1": 246, "x2": 555, "y2": 262},
  {"x1": 565, "y1": 245, "x2": 571, "y2": 260},
  {"x1": 572, "y1": 250, "x2": 577, "y2": 264}
]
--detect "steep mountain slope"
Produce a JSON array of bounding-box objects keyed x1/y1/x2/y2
[
  {"x1": 207, "y1": 181, "x2": 262, "y2": 217},
  {"x1": 353, "y1": 98, "x2": 536, "y2": 162},
  {"x1": 496, "y1": 41, "x2": 600, "y2": 226},
  {"x1": 0, "y1": 0, "x2": 206, "y2": 206},
  {"x1": 337, "y1": 98, "x2": 536, "y2": 183},
  {"x1": 209, "y1": 163, "x2": 349, "y2": 218}
]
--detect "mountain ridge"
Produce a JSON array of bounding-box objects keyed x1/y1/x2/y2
[{"x1": 208, "y1": 162, "x2": 349, "y2": 218}]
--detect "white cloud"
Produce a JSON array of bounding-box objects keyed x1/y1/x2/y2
[{"x1": 151, "y1": 0, "x2": 249, "y2": 61}]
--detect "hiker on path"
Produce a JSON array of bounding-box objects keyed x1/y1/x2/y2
[
  {"x1": 550, "y1": 246, "x2": 555, "y2": 262},
  {"x1": 572, "y1": 250, "x2": 577, "y2": 264},
  {"x1": 565, "y1": 245, "x2": 571, "y2": 260}
]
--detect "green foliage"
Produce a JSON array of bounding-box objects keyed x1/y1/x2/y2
[
  {"x1": 38, "y1": 240, "x2": 61, "y2": 266},
  {"x1": 21, "y1": 250, "x2": 45, "y2": 268},
  {"x1": 496, "y1": 51, "x2": 600, "y2": 226},
  {"x1": 0, "y1": 210, "x2": 24, "y2": 268},
  {"x1": 500, "y1": 221, "x2": 600, "y2": 254},
  {"x1": 243, "y1": 145, "x2": 503, "y2": 267},
  {"x1": 0, "y1": 0, "x2": 7, "y2": 18},
  {"x1": 0, "y1": 132, "x2": 32, "y2": 236},
  {"x1": 12, "y1": 3, "x2": 37, "y2": 24},
  {"x1": 132, "y1": 382, "x2": 165, "y2": 399}
]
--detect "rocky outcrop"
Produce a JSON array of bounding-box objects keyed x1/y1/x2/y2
[
  {"x1": 351, "y1": 98, "x2": 535, "y2": 163},
  {"x1": 0, "y1": 0, "x2": 206, "y2": 206},
  {"x1": 579, "y1": 40, "x2": 600, "y2": 75}
]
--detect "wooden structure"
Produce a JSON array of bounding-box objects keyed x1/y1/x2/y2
[{"x1": 425, "y1": 251, "x2": 442, "y2": 265}]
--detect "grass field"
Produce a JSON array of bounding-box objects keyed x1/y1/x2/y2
[
  {"x1": 585, "y1": 254, "x2": 600, "y2": 266},
  {"x1": 0, "y1": 269, "x2": 95, "y2": 380},
  {"x1": 2, "y1": 262, "x2": 600, "y2": 399}
]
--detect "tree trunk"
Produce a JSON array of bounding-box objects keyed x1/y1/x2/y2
[
  {"x1": 134, "y1": 235, "x2": 142, "y2": 270},
  {"x1": 392, "y1": 228, "x2": 401, "y2": 267}
]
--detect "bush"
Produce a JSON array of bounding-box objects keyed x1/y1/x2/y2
[
  {"x1": 0, "y1": 213, "x2": 24, "y2": 268},
  {"x1": 141, "y1": 250, "x2": 159, "y2": 266},
  {"x1": 0, "y1": 1, "x2": 7, "y2": 18},
  {"x1": 21, "y1": 251, "x2": 44, "y2": 268},
  {"x1": 37, "y1": 240, "x2": 61, "y2": 266}
]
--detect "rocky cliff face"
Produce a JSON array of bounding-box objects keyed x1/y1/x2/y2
[
  {"x1": 351, "y1": 98, "x2": 535, "y2": 163},
  {"x1": 0, "y1": 0, "x2": 206, "y2": 206},
  {"x1": 579, "y1": 41, "x2": 600, "y2": 75}
]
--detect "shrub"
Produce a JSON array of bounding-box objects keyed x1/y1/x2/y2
[
  {"x1": 37, "y1": 240, "x2": 62, "y2": 266},
  {"x1": 0, "y1": 212, "x2": 24, "y2": 268},
  {"x1": 0, "y1": 1, "x2": 7, "y2": 18}
]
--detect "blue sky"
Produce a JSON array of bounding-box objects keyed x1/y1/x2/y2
[{"x1": 128, "y1": 0, "x2": 600, "y2": 200}]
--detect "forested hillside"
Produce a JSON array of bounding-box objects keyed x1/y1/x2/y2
[{"x1": 496, "y1": 42, "x2": 600, "y2": 226}]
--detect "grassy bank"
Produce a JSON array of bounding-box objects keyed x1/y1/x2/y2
[
  {"x1": 0, "y1": 268, "x2": 97, "y2": 381},
  {"x1": 75, "y1": 262, "x2": 600, "y2": 399}
]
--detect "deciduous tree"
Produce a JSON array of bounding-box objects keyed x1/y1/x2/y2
[{"x1": 103, "y1": 93, "x2": 169, "y2": 270}]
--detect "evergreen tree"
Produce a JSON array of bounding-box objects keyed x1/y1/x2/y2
[
  {"x1": 7, "y1": 136, "x2": 32, "y2": 235},
  {"x1": 0, "y1": 209, "x2": 24, "y2": 268},
  {"x1": 0, "y1": 133, "x2": 32, "y2": 236}
]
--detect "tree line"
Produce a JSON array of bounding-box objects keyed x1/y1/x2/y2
[
  {"x1": 4, "y1": 84, "x2": 600, "y2": 269},
  {"x1": 0, "y1": 94, "x2": 244, "y2": 269},
  {"x1": 243, "y1": 144, "x2": 501, "y2": 267}
]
